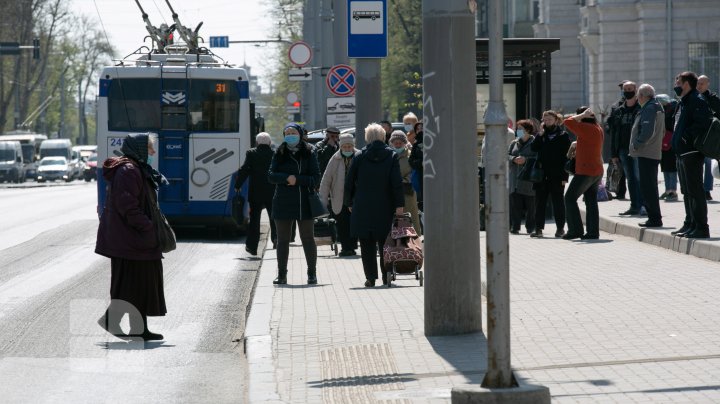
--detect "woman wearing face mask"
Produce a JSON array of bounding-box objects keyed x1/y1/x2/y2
[
  {"x1": 508, "y1": 120, "x2": 538, "y2": 234},
  {"x1": 268, "y1": 123, "x2": 320, "y2": 285},
  {"x1": 319, "y1": 134, "x2": 360, "y2": 256},
  {"x1": 529, "y1": 110, "x2": 572, "y2": 238},
  {"x1": 390, "y1": 130, "x2": 422, "y2": 235},
  {"x1": 402, "y1": 112, "x2": 419, "y2": 144},
  {"x1": 95, "y1": 133, "x2": 169, "y2": 341}
]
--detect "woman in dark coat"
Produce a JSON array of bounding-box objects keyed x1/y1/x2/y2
[
  {"x1": 95, "y1": 133, "x2": 168, "y2": 341},
  {"x1": 268, "y1": 123, "x2": 320, "y2": 285},
  {"x1": 344, "y1": 123, "x2": 405, "y2": 287},
  {"x1": 530, "y1": 110, "x2": 572, "y2": 238}
]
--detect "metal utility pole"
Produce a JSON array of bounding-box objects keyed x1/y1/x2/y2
[
  {"x1": 422, "y1": 0, "x2": 481, "y2": 335},
  {"x1": 59, "y1": 72, "x2": 65, "y2": 138},
  {"x1": 302, "y1": 0, "x2": 318, "y2": 127},
  {"x1": 13, "y1": 80, "x2": 20, "y2": 129},
  {"x1": 353, "y1": 59, "x2": 380, "y2": 149},
  {"x1": 481, "y1": 0, "x2": 512, "y2": 388},
  {"x1": 331, "y1": 0, "x2": 349, "y2": 66},
  {"x1": 316, "y1": 0, "x2": 334, "y2": 130}
]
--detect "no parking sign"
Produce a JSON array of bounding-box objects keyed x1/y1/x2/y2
[{"x1": 325, "y1": 64, "x2": 356, "y2": 97}]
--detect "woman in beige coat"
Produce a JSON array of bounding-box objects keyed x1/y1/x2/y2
[
  {"x1": 319, "y1": 134, "x2": 360, "y2": 256},
  {"x1": 389, "y1": 130, "x2": 422, "y2": 235}
]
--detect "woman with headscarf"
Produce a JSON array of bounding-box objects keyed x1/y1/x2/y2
[
  {"x1": 268, "y1": 123, "x2": 321, "y2": 285},
  {"x1": 345, "y1": 123, "x2": 405, "y2": 287},
  {"x1": 96, "y1": 133, "x2": 169, "y2": 341},
  {"x1": 319, "y1": 133, "x2": 360, "y2": 256},
  {"x1": 389, "y1": 130, "x2": 422, "y2": 235}
]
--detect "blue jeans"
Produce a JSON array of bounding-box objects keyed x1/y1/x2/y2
[
  {"x1": 663, "y1": 171, "x2": 678, "y2": 191},
  {"x1": 564, "y1": 174, "x2": 602, "y2": 236},
  {"x1": 619, "y1": 149, "x2": 643, "y2": 210},
  {"x1": 704, "y1": 157, "x2": 714, "y2": 192}
]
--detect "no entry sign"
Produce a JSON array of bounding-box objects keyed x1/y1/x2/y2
[
  {"x1": 325, "y1": 64, "x2": 356, "y2": 97},
  {"x1": 288, "y1": 41, "x2": 312, "y2": 67}
]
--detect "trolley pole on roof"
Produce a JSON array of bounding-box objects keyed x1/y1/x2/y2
[{"x1": 422, "y1": 0, "x2": 481, "y2": 335}]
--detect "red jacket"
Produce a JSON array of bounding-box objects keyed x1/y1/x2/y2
[
  {"x1": 563, "y1": 118, "x2": 604, "y2": 177},
  {"x1": 95, "y1": 158, "x2": 162, "y2": 260}
]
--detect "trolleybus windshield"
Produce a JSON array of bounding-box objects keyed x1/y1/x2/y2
[{"x1": 108, "y1": 78, "x2": 239, "y2": 132}]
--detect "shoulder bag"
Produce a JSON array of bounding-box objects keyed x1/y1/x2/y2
[
  {"x1": 144, "y1": 186, "x2": 177, "y2": 253},
  {"x1": 308, "y1": 187, "x2": 329, "y2": 218},
  {"x1": 528, "y1": 159, "x2": 545, "y2": 183}
]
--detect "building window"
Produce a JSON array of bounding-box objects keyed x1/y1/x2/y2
[{"x1": 688, "y1": 42, "x2": 720, "y2": 92}]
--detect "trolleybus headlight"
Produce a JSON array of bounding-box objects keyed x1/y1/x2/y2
[{"x1": 191, "y1": 167, "x2": 210, "y2": 187}]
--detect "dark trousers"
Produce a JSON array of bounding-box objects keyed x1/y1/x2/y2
[
  {"x1": 619, "y1": 149, "x2": 643, "y2": 210},
  {"x1": 275, "y1": 219, "x2": 316, "y2": 273},
  {"x1": 334, "y1": 206, "x2": 358, "y2": 252},
  {"x1": 678, "y1": 153, "x2": 708, "y2": 229},
  {"x1": 510, "y1": 192, "x2": 536, "y2": 232},
  {"x1": 246, "y1": 198, "x2": 276, "y2": 251},
  {"x1": 637, "y1": 157, "x2": 662, "y2": 223},
  {"x1": 565, "y1": 174, "x2": 602, "y2": 236},
  {"x1": 534, "y1": 179, "x2": 565, "y2": 231},
  {"x1": 359, "y1": 235, "x2": 388, "y2": 281}
]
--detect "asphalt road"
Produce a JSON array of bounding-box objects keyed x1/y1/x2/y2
[{"x1": 0, "y1": 181, "x2": 261, "y2": 403}]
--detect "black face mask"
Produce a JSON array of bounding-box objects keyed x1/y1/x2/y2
[
  {"x1": 544, "y1": 124, "x2": 556, "y2": 133},
  {"x1": 673, "y1": 86, "x2": 683, "y2": 97},
  {"x1": 623, "y1": 91, "x2": 636, "y2": 100}
]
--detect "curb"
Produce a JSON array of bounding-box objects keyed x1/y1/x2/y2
[
  {"x1": 591, "y1": 208, "x2": 720, "y2": 262},
  {"x1": 244, "y1": 246, "x2": 283, "y2": 403}
]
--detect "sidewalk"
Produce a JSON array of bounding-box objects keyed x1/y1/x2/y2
[{"x1": 245, "y1": 191, "x2": 720, "y2": 403}]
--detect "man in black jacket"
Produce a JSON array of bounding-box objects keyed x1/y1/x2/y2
[
  {"x1": 670, "y1": 71, "x2": 714, "y2": 238},
  {"x1": 612, "y1": 81, "x2": 643, "y2": 215},
  {"x1": 235, "y1": 132, "x2": 277, "y2": 255},
  {"x1": 696, "y1": 75, "x2": 720, "y2": 200},
  {"x1": 315, "y1": 127, "x2": 340, "y2": 175}
]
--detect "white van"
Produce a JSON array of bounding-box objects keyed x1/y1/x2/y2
[{"x1": 0, "y1": 141, "x2": 25, "y2": 183}]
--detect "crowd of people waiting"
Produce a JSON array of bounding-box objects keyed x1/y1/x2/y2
[
  {"x1": 505, "y1": 71, "x2": 719, "y2": 240},
  {"x1": 234, "y1": 114, "x2": 425, "y2": 287}
]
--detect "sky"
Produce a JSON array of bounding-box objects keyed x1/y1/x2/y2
[{"x1": 71, "y1": 0, "x2": 279, "y2": 91}]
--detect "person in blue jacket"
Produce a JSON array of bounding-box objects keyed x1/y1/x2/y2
[
  {"x1": 268, "y1": 123, "x2": 321, "y2": 285},
  {"x1": 344, "y1": 123, "x2": 405, "y2": 287}
]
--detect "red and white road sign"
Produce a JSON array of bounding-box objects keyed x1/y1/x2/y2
[
  {"x1": 288, "y1": 41, "x2": 313, "y2": 67},
  {"x1": 325, "y1": 64, "x2": 356, "y2": 97}
]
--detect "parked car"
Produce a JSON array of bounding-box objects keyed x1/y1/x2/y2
[
  {"x1": 36, "y1": 156, "x2": 72, "y2": 182},
  {"x1": 83, "y1": 153, "x2": 98, "y2": 182}
]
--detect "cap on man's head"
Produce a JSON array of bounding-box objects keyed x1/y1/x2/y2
[{"x1": 326, "y1": 127, "x2": 340, "y2": 134}]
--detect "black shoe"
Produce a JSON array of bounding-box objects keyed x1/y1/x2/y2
[
  {"x1": 671, "y1": 224, "x2": 692, "y2": 235},
  {"x1": 97, "y1": 313, "x2": 125, "y2": 338},
  {"x1": 639, "y1": 221, "x2": 663, "y2": 228},
  {"x1": 685, "y1": 229, "x2": 710, "y2": 239},
  {"x1": 554, "y1": 229, "x2": 565, "y2": 238},
  {"x1": 510, "y1": 229, "x2": 520, "y2": 234},
  {"x1": 706, "y1": 191, "x2": 712, "y2": 201},
  {"x1": 307, "y1": 270, "x2": 317, "y2": 285},
  {"x1": 338, "y1": 250, "x2": 355, "y2": 257},
  {"x1": 619, "y1": 209, "x2": 639, "y2": 216},
  {"x1": 562, "y1": 233, "x2": 582, "y2": 240},
  {"x1": 128, "y1": 330, "x2": 164, "y2": 341},
  {"x1": 580, "y1": 233, "x2": 599, "y2": 240},
  {"x1": 245, "y1": 246, "x2": 257, "y2": 256},
  {"x1": 364, "y1": 279, "x2": 376, "y2": 287},
  {"x1": 273, "y1": 273, "x2": 287, "y2": 285}
]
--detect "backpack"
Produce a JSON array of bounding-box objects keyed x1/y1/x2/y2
[{"x1": 693, "y1": 117, "x2": 720, "y2": 159}]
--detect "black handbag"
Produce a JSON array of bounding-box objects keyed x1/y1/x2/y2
[
  {"x1": 564, "y1": 158, "x2": 576, "y2": 175},
  {"x1": 528, "y1": 159, "x2": 545, "y2": 183},
  {"x1": 145, "y1": 189, "x2": 177, "y2": 253},
  {"x1": 308, "y1": 189, "x2": 329, "y2": 218}
]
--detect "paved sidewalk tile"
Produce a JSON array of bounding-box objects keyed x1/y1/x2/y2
[{"x1": 249, "y1": 227, "x2": 720, "y2": 403}]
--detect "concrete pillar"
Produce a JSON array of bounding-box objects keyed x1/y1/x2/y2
[
  {"x1": 302, "y1": 0, "x2": 317, "y2": 126},
  {"x1": 422, "y1": 0, "x2": 481, "y2": 336},
  {"x1": 331, "y1": 0, "x2": 349, "y2": 66}
]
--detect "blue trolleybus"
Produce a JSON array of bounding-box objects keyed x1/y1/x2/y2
[{"x1": 96, "y1": 8, "x2": 253, "y2": 232}]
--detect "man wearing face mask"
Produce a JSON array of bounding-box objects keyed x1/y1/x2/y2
[
  {"x1": 612, "y1": 81, "x2": 644, "y2": 216},
  {"x1": 403, "y1": 112, "x2": 419, "y2": 145},
  {"x1": 670, "y1": 71, "x2": 714, "y2": 238}
]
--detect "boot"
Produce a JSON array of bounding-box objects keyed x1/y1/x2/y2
[
  {"x1": 273, "y1": 270, "x2": 287, "y2": 285},
  {"x1": 97, "y1": 307, "x2": 125, "y2": 338},
  {"x1": 307, "y1": 269, "x2": 317, "y2": 285}
]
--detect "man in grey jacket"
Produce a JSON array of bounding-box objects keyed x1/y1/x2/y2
[{"x1": 630, "y1": 84, "x2": 665, "y2": 227}]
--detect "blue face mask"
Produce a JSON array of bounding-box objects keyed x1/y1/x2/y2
[
  {"x1": 404, "y1": 124, "x2": 413, "y2": 132},
  {"x1": 341, "y1": 151, "x2": 354, "y2": 157},
  {"x1": 146, "y1": 156, "x2": 154, "y2": 165},
  {"x1": 285, "y1": 134, "x2": 300, "y2": 147},
  {"x1": 515, "y1": 129, "x2": 524, "y2": 138},
  {"x1": 394, "y1": 146, "x2": 406, "y2": 154}
]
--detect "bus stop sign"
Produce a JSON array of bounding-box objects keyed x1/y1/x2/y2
[{"x1": 347, "y1": 0, "x2": 387, "y2": 58}]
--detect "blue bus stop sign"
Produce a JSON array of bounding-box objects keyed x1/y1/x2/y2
[
  {"x1": 347, "y1": 0, "x2": 387, "y2": 58},
  {"x1": 209, "y1": 36, "x2": 229, "y2": 48}
]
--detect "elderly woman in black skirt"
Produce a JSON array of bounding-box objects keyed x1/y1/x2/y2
[{"x1": 96, "y1": 133, "x2": 168, "y2": 341}]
